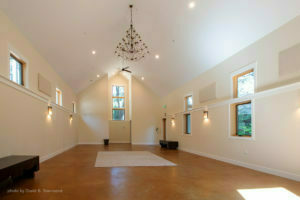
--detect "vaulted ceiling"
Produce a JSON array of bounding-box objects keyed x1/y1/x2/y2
[{"x1": 1, "y1": 0, "x2": 300, "y2": 96}]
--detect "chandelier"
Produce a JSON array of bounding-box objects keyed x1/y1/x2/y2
[{"x1": 115, "y1": 5, "x2": 150, "y2": 61}]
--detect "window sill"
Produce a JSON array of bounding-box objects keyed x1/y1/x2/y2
[
  {"x1": 183, "y1": 133, "x2": 192, "y2": 136},
  {"x1": 228, "y1": 136, "x2": 255, "y2": 141}
]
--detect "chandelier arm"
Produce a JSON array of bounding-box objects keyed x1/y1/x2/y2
[{"x1": 115, "y1": 4, "x2": 150, "y2": 61}]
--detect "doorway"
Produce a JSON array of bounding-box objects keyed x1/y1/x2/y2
[{"x1": 162, "y1": 118, "x2": 166, "y2": 141}]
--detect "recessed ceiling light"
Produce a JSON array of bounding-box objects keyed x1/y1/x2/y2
[
  {"x1": 92, "y1": 50, "x2": 96, "y2": 55},
  {"x1": 97, "y1": 74, "x2": 100, "y2": 78},
  {"x1": 141, "y1": 77, "x2": 145, "y2": 81},
  {"x1": 155, "y1": 54, "x2": 160, "y2": 59},
  {"x1": 189, "y1": 1, "x2": 196, "y2": 9}
]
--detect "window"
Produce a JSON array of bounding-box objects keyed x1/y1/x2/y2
[
  {"x1": 230, "y1": 66, "x2": 255, "y2": 139},
  {"x1": 185, "y1": 95, "x2": 193, "y2": 111},
  {"x1": 9, "y1": 53, "x2": 25, "y2": 86},
  {"x1": 236, "y1": 101, "x2": 252, "y2": 136},
  {"x1": 232, "y1": 69, "x2": 254, "y2": 98},
  {"x1": 72, "y1": 102, "x2": 76, "y2": 113},
  {"x1": 184, "y1": 114, "x2": 191, "y2": 134},
  {"x1": 112, "y1": 85, "x2": 125, "y2": 120},
  {"x1": 56, "y1": 88, "x2": 62, "y2": 106}
]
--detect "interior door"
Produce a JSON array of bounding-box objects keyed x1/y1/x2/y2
[{"x1": 162, "y1": 118, "x2": 166, "y2": 141}]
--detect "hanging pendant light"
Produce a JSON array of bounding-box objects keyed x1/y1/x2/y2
[{"x1": 115, "y1": 5, "x2": 150, "y2": 61}]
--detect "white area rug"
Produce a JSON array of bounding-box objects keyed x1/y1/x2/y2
[{"x1": 94, "y1": 151, "x2": 176, "y2": 167}]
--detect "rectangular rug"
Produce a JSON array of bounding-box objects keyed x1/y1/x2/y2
[{"x1": 94, "y1": 151, "x2": 176, "y2": 167}]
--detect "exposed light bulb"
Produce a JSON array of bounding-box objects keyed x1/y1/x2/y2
[
  {"x1": 97, "y1": 74, "x2": 100, "y2": 78},
  {"x1": 155, "y1": 54, "x2": 160, "y2": 59},
  {"x1": 141, "y1": 77, "x2": 145, "y2": 81},
  {"x1": 92, "y1": 50, "x2": 96, "y2": 55}
]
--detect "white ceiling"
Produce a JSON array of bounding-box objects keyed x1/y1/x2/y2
[{"x1": 1, "y1": 0, "x2": 300, "y2": 96}]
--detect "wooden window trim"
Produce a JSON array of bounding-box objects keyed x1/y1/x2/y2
[
  {"x1": 112, "y1": 86, "x2": 125, "y2": 120},
  {"x1": 232, "y1": 69, "x2": 254, "y2": 98},
  {"x1": 10, "y1": 53, "x2": 25, "y2": 86},
  {"x1": 235, "y1": 100, "x2": 251, "y2": 137}
]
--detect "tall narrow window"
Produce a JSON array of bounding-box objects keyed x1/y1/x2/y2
[
  {"x1": 233, "y1": 69, "x2": 254, "y2": 98},
  {"x1": 9, "y1": 53, "x2": 25, "y2": 86},
  {"x1": 236, "y1": 101, "x2": 252, "y2": 136},
  {"x1": 56, "y1": 88, "x2": 62, "y2": 106},
  {"x1": 184, "y1": 114, "x2": 191, "y2": 134},
  {"x1": 112, "y1": 85, "x2": 125, "y2": 120},
  {"x1": 72, "y1": 102, "x2": 76, "y2": 113},
  {"x1": 185, "y1": 95, "x2": 193, "y2": 111}
]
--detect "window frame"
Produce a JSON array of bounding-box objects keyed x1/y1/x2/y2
[
  {"x1": 231, "y1": 63, "x2": 257, "y2": 99},
  {"x1": 235, "y1": 100, "x2": 252, "y2": 137},
  {"x1": 112, "y1": 85, "x2": 125, "y2": 121},
  {"x1": 56, "y1": 88, "x2": 62, "y2": 106},
  {"x1": 228, "y1": 99, "x2": 255, "y2": 141},
  {"x1": 9, "y1": 53, "x2": 25, "y2": 86},
  {"x1": 72, "y1": 102, "x2": 76, "y2": 113},
  {"x1": 185, "y1": 95, "x2": 193, "y2": 111},
  {"x1": 183, "y1": 113, "x2": 192, "y2": 135}
]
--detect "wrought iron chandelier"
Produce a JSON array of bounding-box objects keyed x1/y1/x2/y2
[{"x1": 115, "y1": 5, "x2": 150, "y2": 61}]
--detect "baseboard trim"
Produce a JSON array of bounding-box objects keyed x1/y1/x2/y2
[
  {"x1": 110, "y1": 141, "x2": 131, "y2": 144},
  {"x1": 77, "y1": 142, "x2": 104, "y2": 145},
  {"x1": 131, "y1": 142, "x2": 158, "y2": 145},
  {"x1": 40, "y1": 144, "x2": 76, "y2": 163},
  {"x1": 179, "y1": 147, "x2": 300, "y2": 182}
]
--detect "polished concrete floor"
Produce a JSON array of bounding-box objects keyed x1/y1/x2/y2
[{"x1": 1, "y1": 144, "x2": 300, "y2": 200}]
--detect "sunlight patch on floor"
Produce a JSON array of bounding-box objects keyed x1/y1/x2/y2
[{"x1": 237, "y1": 187, "x2": 300, "y2": 200}]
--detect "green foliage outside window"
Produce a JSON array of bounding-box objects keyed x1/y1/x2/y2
[{"x1": 237, "y1": 103, "x2": 252, "y2": 136}]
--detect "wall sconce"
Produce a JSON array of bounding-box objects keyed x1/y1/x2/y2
[
  {"x1": 171, "y1": 118, "x2": 175, "y2": 126},
  {"x1": 69, "y1": 114, "x2": 73, "y2": 122},
  {"x1": 203, "y1": 111, "x2": 208, "y2": 119},
  {"x1": 48, "y1": 106, "x2": 53, "y2": 118}
]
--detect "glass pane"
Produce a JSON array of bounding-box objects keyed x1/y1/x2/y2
[
  {"x1": 9, "y1": 56, "x2": 22, "y2": 85},
  {"x1": 187, "y1": 96, "x2": 193, "y2": 111},
  {"x1": 112, "y1": 86, "x2": 125, "y2": 97},
  {"x1": 112, "y1": 109, "x2": 125, "y2": 120},
  {"x1": 186, "y1": 114, "x2": 191, "y2": 134},
  {"x1": 237, "y1": 71, "x2": 254, "y2": 98},
  {"x1": 237, "y1": 103, "x2": 252, "y2": 136},
  {"x1": 113, "y1": 98, "x2": 125, "y2": 108}
]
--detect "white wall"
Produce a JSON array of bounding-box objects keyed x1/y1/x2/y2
[
  {"x1": 131, "y1": 77, "x2": 161, "y2": 144},
  {"x1": 109, "y1": 120, "x2": 131, "y2": 143},
  {"x1": 77, "y1": 74, "x2": 161, "y2": 144},
  {"x1": 0, "y1": 11, "x2": 77, "y2": 159},
  {"x1": 162, "y1": 15, "x2": 300, "y2": 181},
  {"x1": 77, "y1": 75, "x2": 109, "y2": 144}
]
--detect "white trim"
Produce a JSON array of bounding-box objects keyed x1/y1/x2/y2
[
  {"x1": 0, "y1": 74, "x2": 73, "y2": 114},
  {"x1": 110, "y1": 141, "x2": 131, "y2": 144},
  {"x1": 40, "y1": 144, "x2": 76, "y2": 163},
  {"x1": 179, "y1": 147, "x2": 300, "y2": 182},
  {"x1": 172, "y1": 82, "x2": 300, "y2": 116},
  {"x1": 77, "y1": 142, "x2": 104, "y2": 145},
  {"x1": 131, "y1": 142, "x2": 158, "y2": 145}
]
